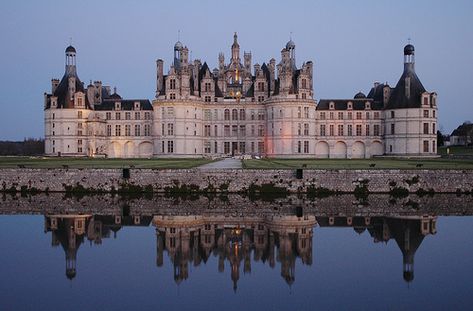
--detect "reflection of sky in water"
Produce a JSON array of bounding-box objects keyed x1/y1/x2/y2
[{"x1": 0, "y1": 215, "x2": 472, "y2": 311}]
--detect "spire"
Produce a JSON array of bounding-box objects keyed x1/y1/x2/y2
[{"x1": 231, "y1": 32, "x2": 240, "y2": 62}]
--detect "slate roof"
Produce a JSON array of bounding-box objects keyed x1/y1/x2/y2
[
  {"x1": 317, "y1": 98, "x2": 383, "y2": 110},
  {"x1": 385, "y1": 64, "x2": 426, "y2": 109},
  {"x1": 49, "y1": 72, "x2": 90, "y2": 109},
  {"x1": 451, "y1": 123, "x2": 473, "y2": 136},
  {"x1": 94, "y1": 98, "x2": 152, "y2": 111}
]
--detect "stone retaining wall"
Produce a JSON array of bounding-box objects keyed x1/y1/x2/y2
[
  {"x1": 1, "y1": 193, "x2": 472, "y2": 217},
  {"x1": 1, "y1": 168, "x2": 472, "y2": 194}
]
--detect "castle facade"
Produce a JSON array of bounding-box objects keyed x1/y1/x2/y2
[{"x1": 44, "y1": 34, "x2": 438, "y2": 158}]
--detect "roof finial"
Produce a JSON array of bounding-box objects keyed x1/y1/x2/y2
[
  {"x1": 178, "y1": 30, "x2": 180, "y2": 41},
  {"x1": 408, "y1": 37, "x2": 411, "y2": 44},
  {"x1": 114, "y1": 86, "x2": 117, "y2": 94},
  {"x1": 69, "y1": 37, "x2": 72, "y2": 45},
  {"x1": 290, "y1": 31, "x2": 293, "y2": 40}
]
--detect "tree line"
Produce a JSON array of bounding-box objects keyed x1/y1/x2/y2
[{"x1": 0, "y1": 138, "x2": 45, "y2": 156}]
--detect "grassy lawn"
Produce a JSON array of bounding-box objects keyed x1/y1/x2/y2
[
  {"x1": 438, "y1": 146, "x2": 473, "y2": 156},
  {"x1": 0, "y1": 157, "x2": 214, "y2": 169},
  {"x1": 243, "y1": 158, "x2": 473, "y2": 170}
]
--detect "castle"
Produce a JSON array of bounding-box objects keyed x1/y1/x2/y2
[{"x1": 44, "y1": 34, "x2": 438, "y2": 158}]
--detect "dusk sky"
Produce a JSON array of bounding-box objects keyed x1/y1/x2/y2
[{"x1": 0, "y1": 0, "x2": 472, "y2": 140}]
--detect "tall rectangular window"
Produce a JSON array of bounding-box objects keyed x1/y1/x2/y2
[
  {"x1": 240, "y1": 109, "x2": 246, "y2": 120},
  {"x1": 134, "y1": 124, "x2": 141, "y2": 136},
  {"x1": 423, "y1": 123, "x2": 429, "y2": 134},
  {"x1": 338, "y1": 112, "x2": 343, "y2": 120},
  {"x1": 304, "y1": 107, "x2": 309, "y2": 118},
  {"x1": 135, "y1": 112, "x2": 140, "y2": 120},
  {"x1": 204, "y1": 142, "x2": 211, "y2": 153},
  {"x1": 366, "y1": 124, "x2": 370, "y2": 136},
  {"x1": 107, "y1": 125, "x2": 112, "y2": 136},
  {"x1": 167, "y1": 123, "x2": 174, "y2": 135},
  {"x1": 167, "y1": 140, "x2": 174, "y2": 153},
  {"x1": 391, "y1": 124, "x2": 395, "y2": 135},
  {"x1": 125, "y1": 112, "x2": 131, "y2": 120},
  {"x1": 125, "y1": 124, "x2": 131, "y2": 136},
  {"x1": 347, "y1": 124, "x2": 353, "y2": 136},
  {"x1": 106, "y1": 112, "x2": 111, "y2": 120},
  {"x1": 338, "y1": 124, "x2": 344, "y2": 136},
  {"x1": 115, "y1": 125, "x2": 121, "y2": 136},
  {"x1": 423, "y1": 140, "x2": 429, "y2": 152},
  {"x1": 224, "y1": 125, "x2": 230, "y2": 137},
  {"x1": 224, "y1": 142, "x2": 230, "y2": 154},
  {"x1": 303, "y1": 141, "x2": 309, "y2": 153},
  {"x1": 115, "y1": 112, "x2": 121, "y2": 120},
  {"x1": 304, "y1": 123, "x2": 309, "y2": 136},
  {"x1": 329, "y1": 124, "x2": 334, "y2": 136},
  {"x1": 144, "y1": 124, "x2": 151, "y2": 136},
  {"x1": 232, "y1": 125, "x2": 238, "y2": 137},
  {"x1": 356, "y1": 124, "x2": 362, "y2": 136},
  {"x1": 204, "y1": 125, "x2": 211, "y2": 137},
  {"x1": 258, "y1": 125, "x2": 265, "y2": 137},
  {"x1": 373, "y1": 124, "x2": 380, "y2": 136},
  {"x1": 320, "y1": 124, "x2": 326, "y2": 136},
  {"x1": 204, "y1": 109, "x2": 211, "y2": 121}
]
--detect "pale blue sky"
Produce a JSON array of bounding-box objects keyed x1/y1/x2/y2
[{"x1": 0, "y1": 0, "x2": 472, "y2": 139}]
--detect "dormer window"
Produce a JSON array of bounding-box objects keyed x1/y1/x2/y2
[
  {"x1": 115, "y1": 102, "x2": 121, "y2": 110},
  {"x1": 423, "y1": 96, "x2": 429, "y2": 106},
  {"x1": 170, "y1": 79, "x2": 176, "y2": 90},
  {"x1": 365, "y1": 102, "x2": 371, "y2": 109},
  {"x1": 134, "y1": 101, "x2": 140, "y2": 110},
  {"x1": 329, "y1": 102, "x2": 334, "y2": 110},
  {"x1": 347, "y1": 102, "x2": 352, "y2": 110}
]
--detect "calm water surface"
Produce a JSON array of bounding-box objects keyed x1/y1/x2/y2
[{"x1": 1, "y1": 199, "x2": 473, "y2": 310}]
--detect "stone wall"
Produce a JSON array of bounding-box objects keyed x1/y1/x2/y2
[
  {"x1": 0, "y1": 168, "x2": 472, "y2": 194},
  {"x1": 1, "y1": 193, "x2": 473, "y2": 217}
]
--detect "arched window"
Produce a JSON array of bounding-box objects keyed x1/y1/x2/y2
[
  {"x1": 232, "y1": 109, "x2": 238, "y2": 120},
  {"x1": 224, "y1": 109, "x2": 230, "y2": 120}
]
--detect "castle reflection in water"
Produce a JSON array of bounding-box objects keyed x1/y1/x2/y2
[{"x1": 44, "y1": 213, "x2": 436, "y2": 288}]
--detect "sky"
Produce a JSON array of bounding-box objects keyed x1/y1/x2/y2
[{"x1": 0, "y1": 0, "x2": 472, "y2": 140}]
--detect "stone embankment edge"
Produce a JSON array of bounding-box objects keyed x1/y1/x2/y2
[{"x1": 0, "y1": 168, "x2": 472, "y2": 195}]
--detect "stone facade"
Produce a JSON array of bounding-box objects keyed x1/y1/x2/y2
[{"x1": 44, "y1": 36, "x2": 437, "y2": 158}]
